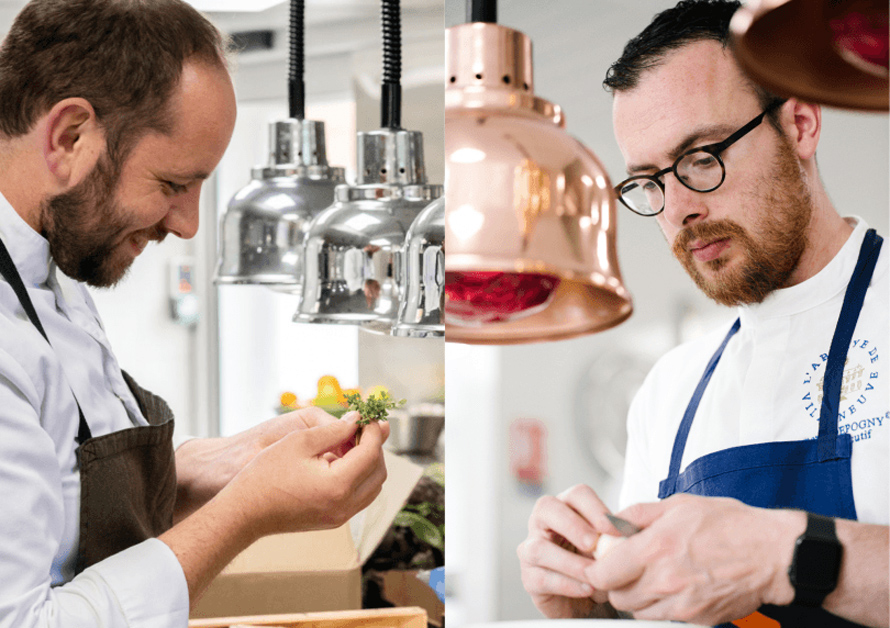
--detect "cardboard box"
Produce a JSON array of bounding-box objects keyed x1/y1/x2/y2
[
  {"x1": 191, "y1": 452, "x2": 424, "y2": 619},
  {"x1": 188, "y1": 606, "x2": 428, "y2": 628},
  {"x1": 376, "y1": 570, "x2": 444, "y2": 628}
]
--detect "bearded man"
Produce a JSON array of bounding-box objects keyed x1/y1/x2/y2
[
  {"x1": 518, "y1": 2, "x2": 888, "y2": 627},
  {"x1": 0, "y1": 1, "x2": 389, "y2": 626}
]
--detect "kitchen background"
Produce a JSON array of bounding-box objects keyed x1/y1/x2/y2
[
  {"x1": 0, "y1": 0, "x2": 445, "y2": 441},
  {"x1": 442, "y1": 0, "x2": 889, "y2": 625}
]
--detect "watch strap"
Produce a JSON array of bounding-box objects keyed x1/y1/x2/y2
[{"x1": 790, "y1": 513, "x2": 842, "y2": 607}]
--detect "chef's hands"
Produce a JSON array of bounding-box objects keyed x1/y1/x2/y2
[
  {"x1": 219, "y1": 410, "x2": 389, "y2": 536},
  {"x1": 160, "y1": 411, "x2": 388, "y2": 607},
  {"x1": 517, "y1": 484, "x2": 619, "y2": 619},
  {"x1": 173, "y1": 407, "x2": 388, "y2": 522},
  {"x1": 586, "y1": 493, "x2": 801, "y2": 625}
]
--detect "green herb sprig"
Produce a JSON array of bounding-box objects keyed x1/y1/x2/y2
[{"x1": 344, "y1": 390, "x2": 405, "y2": 443}]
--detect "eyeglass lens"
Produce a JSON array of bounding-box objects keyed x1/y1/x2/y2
[{"x1": 619, "y1": 150, "x2": 726, "y2": 215}]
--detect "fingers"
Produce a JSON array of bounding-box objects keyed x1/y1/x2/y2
[
  {"x1": 615, "y1": 499, "x2": 668, "y2": 530},
  {"x1": 519, "y1": 485, "x2": 616, "y2": 619},
  {"x1": 518, "y1": 532, "x2": 597, "y2": 590},
  {"x1": 529, "y1": 485, "x2": 608, "y2": 555},
  {"x1": 298, "y1": 406, "x2": 345, "y2": 429},
  {"x1": 585, "y1": 530, "x2": 647, "y2": 593},
  {"x1": 298, "y1": 417, "x2": 359, "y2": 456},
  {"x1": 248, "y1": 406, "x2": 342, "y2": 450},
  {"x1": 556, "y1": 484, "x2": 619, "y2": 539},
  {"x1": 325, "y1": 421, "x2": 389, "y2": 516},
  {"x1": 585, "y1": 499, "x2": 669, "y2": 592},
  {"x1": 520, "y1": 560, "x2": 597, "y2": 600},
  {"x1": 349, "y1": 448, "x2": 389, "y2": 511}
]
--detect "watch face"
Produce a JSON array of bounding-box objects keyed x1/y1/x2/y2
[{"x1": 794, "y1": 537, "x2": 843, "y2": 589}]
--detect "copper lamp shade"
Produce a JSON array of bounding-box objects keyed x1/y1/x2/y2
[
  {"x1": 731, "y1": 0, "x2": 889, "y2": 111},
  {"x1": 444, "y1": 22, "x2": 632, "y2": 345}
]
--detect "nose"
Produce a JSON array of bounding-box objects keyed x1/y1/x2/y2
[
  {"x1": 163, "y1": 184, "x2": 202, "y2": 239},
  {"x1": 660, "y1": 175, "x2": 708, "y2": 229}
]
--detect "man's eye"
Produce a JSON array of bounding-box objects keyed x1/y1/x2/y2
[
  {"x1": 163, "y1": 181, "x2": 187, "y2": 194},
  {"x1": 692, "y1": 154, "x2": 718, "y2": 169}
]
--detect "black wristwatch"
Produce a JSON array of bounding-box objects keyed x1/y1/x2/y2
[{"x1": 788, "y1": 512, "x2": 843, "y2": 607}]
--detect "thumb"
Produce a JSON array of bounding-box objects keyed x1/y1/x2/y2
[
  {"x1": 300, "y1": 418, "x2": 358, "y2": 455},
  {"x1": 615, "y1": 500, "x2": 668, "y2": 531}
]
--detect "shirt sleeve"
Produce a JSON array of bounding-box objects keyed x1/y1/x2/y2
[{"x1": 0, "y1": 347, "x2": 190, "y2": 628}]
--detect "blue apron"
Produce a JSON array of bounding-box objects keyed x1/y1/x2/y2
[{"x1": 657, "y1": 229, "x2": 883, "y2": 628}]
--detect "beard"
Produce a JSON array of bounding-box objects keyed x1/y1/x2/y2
[
  {"x1": 40, "y1": 153, "x2": 166, "y2": 288},
  {"x1": 671, "y1": 137, "x2": 812, "y2": 306}
]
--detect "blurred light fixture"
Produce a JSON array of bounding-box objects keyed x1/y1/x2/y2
[
  {"x1": 294, "y1": 0, "x2": 443, "y2": 331},
  {"x1": 731, "y1": 0, "x2": 888, "y2": 111},
  {"x1": 215, "y1": 0, "x2": 345, "y2": 292},
  {"x1": 393, "y1": 196, "x2": 445, "y2": 338},
  {"x1": 444, "y1": 0, "x2": 632, "y2": 345}
]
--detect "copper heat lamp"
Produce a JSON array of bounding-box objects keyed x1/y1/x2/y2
[
  {"x1": 731, "y1": 0, "x2": 888, "y2": 111},
  {"x1": 444, "y1": 1, "x2": 632, "y2": 344}
]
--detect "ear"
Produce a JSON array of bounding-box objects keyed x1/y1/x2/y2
[
  {"x1": 779, "y1": 98, "x2": 821, "y2": 161},
  {"x1": 42, "y1": 98, "x2": 105, "y2": 187}
]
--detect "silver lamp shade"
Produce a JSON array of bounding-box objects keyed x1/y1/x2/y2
[
  {"x1": 393, "y1": 196, "x2": 445, "y2": 338},
  {"x1": 215, "y1": 119, "x2": 345, "y2": 291},
  {"x1": 294, "y1": 129, "x2": 443, "y2": 329}
]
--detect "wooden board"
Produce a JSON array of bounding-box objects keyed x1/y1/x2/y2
[{"x1": 188, "y1": 606, "x2": 428, "y2": 628}]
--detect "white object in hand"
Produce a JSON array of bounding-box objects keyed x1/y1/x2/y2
[{"x1": 593, "y1": 533, "x2": 627, "y2": 560}]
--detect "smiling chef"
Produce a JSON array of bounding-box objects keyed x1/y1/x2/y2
[
  {"x1": 0, "y1": 1, "x2": 389, "y2": 626},
  {"x1": 518, "y1": 1, "x2": 889, "y2": 627}
]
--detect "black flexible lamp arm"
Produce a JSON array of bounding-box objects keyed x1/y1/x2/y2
[
  {"x1": 469, "y1": 0, "x2": 497, "y2": 23},
  {"x1": 288, "y1": 0, "x2": 305, "y2": 120},
  {"x1": 381, "y1": 0, "x2": 402, "y2": 129}
]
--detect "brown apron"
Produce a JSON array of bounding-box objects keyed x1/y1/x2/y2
[
  {"x1": 0, "y1": 236, "x2": 178, "y2": 576},
  {"x1": 74, "y1": 371, "x2": 177, "y2": 573}
]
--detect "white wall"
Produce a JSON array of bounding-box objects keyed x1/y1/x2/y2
[{"x1": 444, "y1": 0, "x2": 890, "y2": 622}]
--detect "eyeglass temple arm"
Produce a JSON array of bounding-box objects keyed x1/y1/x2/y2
[{"x1": 707, "y1": 99, "x2": 786, "y2": 154}]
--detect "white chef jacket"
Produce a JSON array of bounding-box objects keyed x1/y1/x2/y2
[
  {"x1": 620, "y1": 217, "x2": 889, "y2": 526},
  {"x1": 0, "y1": 193, "x2": 189, "y2": 627}
]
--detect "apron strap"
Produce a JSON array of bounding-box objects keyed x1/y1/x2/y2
[
  {"x1": 666, "y1": 317, "x2": 741, "y2": 478},
  {"x1": 818, "y1": 229, "x2": 883, "y2": 458},
  {"x1": 0, "y1": 236, "x2": 93, "y2": 445}
]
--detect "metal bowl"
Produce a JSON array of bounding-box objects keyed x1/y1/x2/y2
[{"x1": 386, "y1": 403, "x2": 445, "y2": 454}]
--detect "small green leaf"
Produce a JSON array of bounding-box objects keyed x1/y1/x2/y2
[{"x1": 394, "y1": 511, "x2": 444, "y2": 551}]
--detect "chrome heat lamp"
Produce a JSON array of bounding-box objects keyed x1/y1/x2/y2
[
  {"x1": 215, "y1": 0, "x2": 345, "y2": 292},
  {"x1": 294, "y1": 0, "x2": 443, "y2": 331}
]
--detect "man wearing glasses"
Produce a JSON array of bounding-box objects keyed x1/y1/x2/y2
[{"x1": 518, "y1": 1, "x2": 888, "y2": 627}]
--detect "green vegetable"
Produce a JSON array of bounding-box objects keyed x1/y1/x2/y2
[{"x1": 344, "y1": 390, "x2": 405, "y2": 442}]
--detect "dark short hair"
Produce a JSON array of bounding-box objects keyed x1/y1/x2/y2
[
  {"x1": 0, "y1": 0, "x2": 231, "y2": 166},
  {"x1": 603, "y1": 0, "x2": 784, "y2": 129}
]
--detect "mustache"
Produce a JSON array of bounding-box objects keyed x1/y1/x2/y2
[
  {"x1": 146, "y1": 223, "x2": 168, "y2": 243},
  {"x1": 672, "y1": 219, "x2": 748, "y2": 255},
  {"x1": 131, "y1": 223, "x2": 169, "y2": 245}
]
